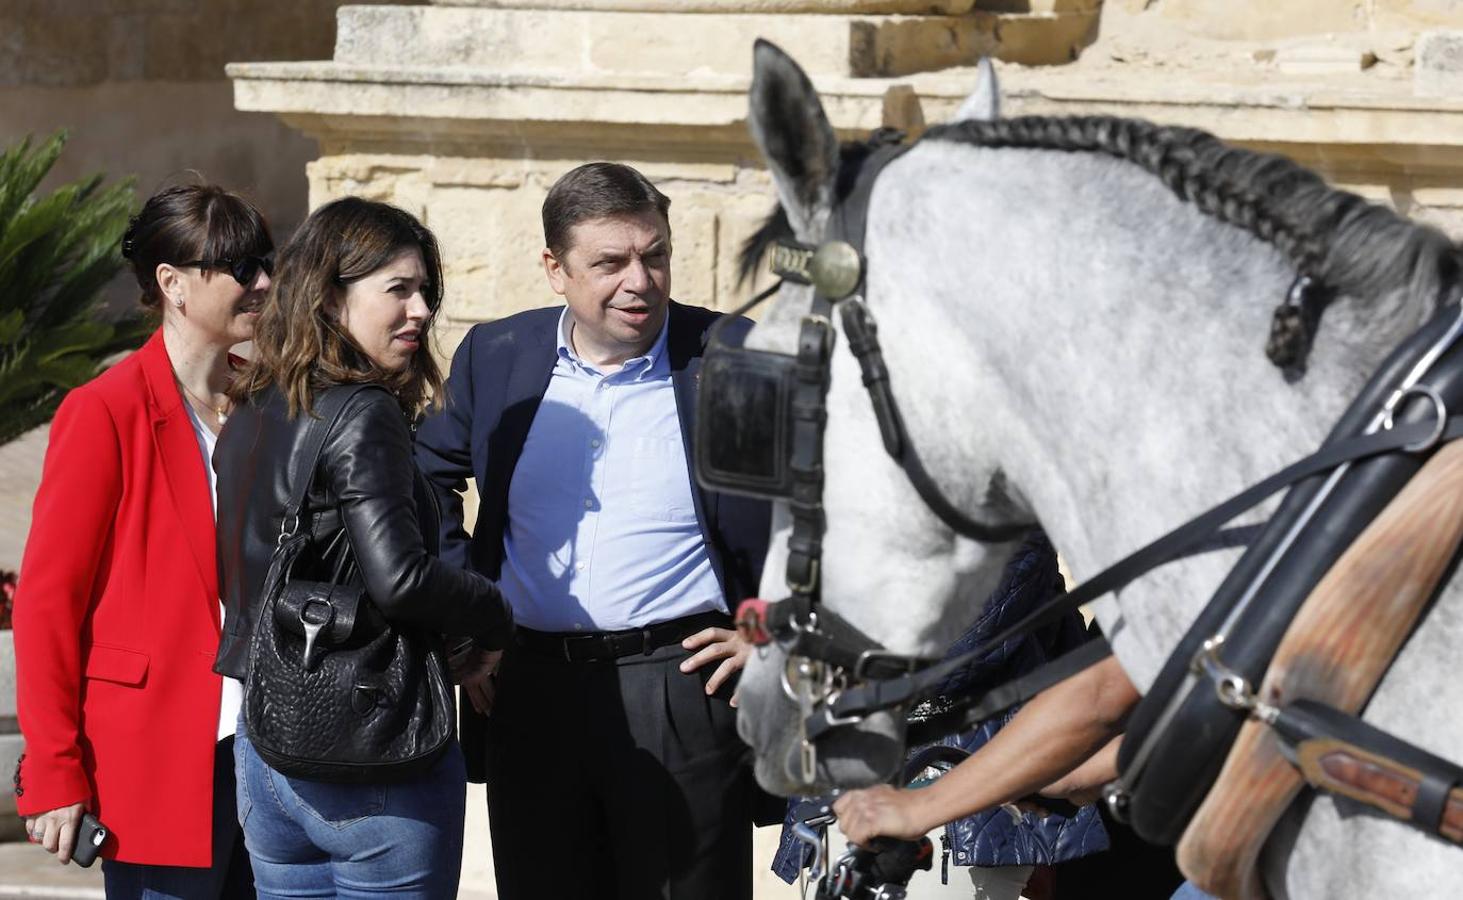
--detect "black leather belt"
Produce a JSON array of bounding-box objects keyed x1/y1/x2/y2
[{"x1": 516, "y1": 611, "x2": 731, "y2": 663}]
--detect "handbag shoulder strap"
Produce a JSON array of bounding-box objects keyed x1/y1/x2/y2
[{"x1": 279, "y1": 384, "x2": 381, "y2": 541}]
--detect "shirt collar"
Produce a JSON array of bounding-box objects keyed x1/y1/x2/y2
[{"x1": 556, "y1": 306, "x2": 670, "y2": 380}]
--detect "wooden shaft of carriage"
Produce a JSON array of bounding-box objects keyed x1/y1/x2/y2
[{"x1": 1176, "y1": 438, "x2": 1463, "y2": 899}]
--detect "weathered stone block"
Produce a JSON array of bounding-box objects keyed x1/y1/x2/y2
[
  {"x1": 976, "y1": 0, "x2": 1100, "y2": 12},
  {"x1": 1373, "y1": 0, "x2": 1463, "y2": 33},
  {"x1": 1417, "y1": 30, "x2": 1463, "y2": 98},
  {"x1": 336, "y1": 6, "x2": 856, "y2": 76},
  {"x1": 1274, "y1": 43, "x2": 1377, "y2": 76},
  {"x1": 849, "y1": 14, "x2": 1000, "y2": 76},
  {"x1": 665, "y1": 195, "x2": 719, "y2": 308},
  {"x1": 427, "y1": 158, "x2": 526, "y2": 189},
  {"x1": 1126, "y1": 0, "x2": 1368, "y2": 42},
  {"x1": 430, "y1": 178, "x2": 557, "y2": 322},
  {"x1": 988, "y1": 10, "x2": 1100, "y2": 65},
  {"x1": 433, "y1": 0, "x2": 979, "y2": 11},
  {"x1": 333, "y1": 4, "x2": 1071, "y2": 79}
]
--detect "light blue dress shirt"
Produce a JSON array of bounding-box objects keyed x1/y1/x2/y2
[{"x1": 498, "y1": 309, "x2": 726, "y2": 632}]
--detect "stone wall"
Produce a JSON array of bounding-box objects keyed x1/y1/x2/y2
[
  {"x1": 1115, "y1": 0, "x2": 1463, "y2": 42},
  {"x1": 230, "y1": 1, "x2": 1463, "y2": 359},
  {"x1": 0, "y1": 0, "x2": 405, "y2": 247}
]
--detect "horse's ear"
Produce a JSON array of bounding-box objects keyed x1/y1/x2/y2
[
  {"x1": 951, "y1": 57, "x2": 1000, "y2": 123},
  {"x1": 748, "y1": 39, "x2": 839, "y2": 238}
]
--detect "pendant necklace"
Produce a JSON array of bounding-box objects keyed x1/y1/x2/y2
[{"x1": 177, "y1": 377, "x2": 231, "y2": 426}]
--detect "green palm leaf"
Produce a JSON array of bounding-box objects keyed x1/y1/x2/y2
[{"x1": 0, "y1": 131, "x2": 142, "y2": 447}]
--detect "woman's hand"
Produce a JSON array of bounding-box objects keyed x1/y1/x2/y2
[
  {"x1": 453, "y1": 648, "x2": 503, "y2": 716},
  {"x1": 833, "y1": 785, "x2": 929, "y2": 846},
  {"x1": 26, "y1": 802, "x2": 87, "y2": 864}
]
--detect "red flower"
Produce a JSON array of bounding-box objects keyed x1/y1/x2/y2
[{"x1": 0, "y1": 570, "x2": 15, "y2": 631}]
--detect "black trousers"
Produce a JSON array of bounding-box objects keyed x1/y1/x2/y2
[{"x1": 484, "y1": 640, "x2": 754, "y2": 900}]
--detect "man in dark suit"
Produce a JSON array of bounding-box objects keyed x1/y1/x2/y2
[{"x1": 415, "y1": 162, "x2": 771, "y2": 899}]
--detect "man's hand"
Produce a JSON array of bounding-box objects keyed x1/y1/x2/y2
[
  {"x1": 26, "y1": 802, "x2": 86, "y2": 864},
  {"x1": 833, "y1": 785, "x2": 928, "y2": 846},
  {"x1": 680, "y1": 627, "x2": 750, "y2": 705},
  {"x1": 453, "y1": 648, "x2": 503, "y2": 716}
]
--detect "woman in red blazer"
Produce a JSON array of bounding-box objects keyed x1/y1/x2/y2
[{"x1": 13, "y1": 184, "x2": 272, "y2": 898}]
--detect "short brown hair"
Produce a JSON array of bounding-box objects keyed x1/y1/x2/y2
[
  {"x1": 231, "y1": 197, "x2": 444, "y2": 418},
  {"x1": 542, "y1": 162, "x2": 671, "y2": 259},
  {"x1": 121, "y1": 184, "x2": 272, "y2": 309}
]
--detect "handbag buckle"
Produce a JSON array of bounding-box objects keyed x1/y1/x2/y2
[
  {"x1": 299, "y1": 598, "x2": 336, "y2": 672},
  {"x1": 277, "y1": 513, "x2": 301, "y2": 547}
]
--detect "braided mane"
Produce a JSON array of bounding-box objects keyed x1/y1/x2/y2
[{"x1": 742, "y1": 116, "x2": 1462, "y2": 368}]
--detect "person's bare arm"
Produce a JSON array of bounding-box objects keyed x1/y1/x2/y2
[
  {"x1": 835, "y1": 654, "x2": 1138, "y2": 845},
  {"x1": 1036, "y1": 734, "x2": 1122, "y2": 807}
]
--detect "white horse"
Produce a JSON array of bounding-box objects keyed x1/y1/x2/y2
[{"x1": 730, "y1": 41, "x2": 1463, "y2": 898}]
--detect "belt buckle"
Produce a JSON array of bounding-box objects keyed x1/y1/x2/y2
[{"x1": 562, "y1": 633, "x2": 598, "y2": 663}]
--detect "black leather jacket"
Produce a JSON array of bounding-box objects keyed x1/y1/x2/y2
[{"x1": 213, "y1": 384, "x2": 513, "y2": 679}]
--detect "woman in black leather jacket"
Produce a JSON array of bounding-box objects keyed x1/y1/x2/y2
[{"x1": 212, "y1": 197, "x2": 513, "y2": 899}]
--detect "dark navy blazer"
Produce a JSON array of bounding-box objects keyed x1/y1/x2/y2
[{"x1": 415, "y1": 300, "x2": 772, "y2": 781}]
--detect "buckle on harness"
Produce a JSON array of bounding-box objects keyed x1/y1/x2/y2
[
  {"x1": 1382, "y1": 383, "x2": 1448, "y2": 453},
  {"x1": 1192, "y1": 636, "x2": 1256, "y2": 712}
]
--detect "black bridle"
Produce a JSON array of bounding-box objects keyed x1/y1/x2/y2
[
  {"x1": 697, "y1": 132, "x2": 1042, "y2": 778},
  {"x1": 694, "y1": 129, "x2": 1463, "y2": 786}
]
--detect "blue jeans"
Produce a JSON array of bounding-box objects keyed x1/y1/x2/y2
[
  {"x1": 234, "y1": 729, "x2": 466, "y2": 899},
  {"x1": 102, "y1": 736, "x2": 253, "y2": 899}
]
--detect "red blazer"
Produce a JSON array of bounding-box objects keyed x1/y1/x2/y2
[{"x1": 14, "y1": 330, "x2": 225, "y2": 867}]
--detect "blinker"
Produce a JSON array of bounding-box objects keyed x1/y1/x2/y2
[{"x1": 771, "y1": 240, "x2": 863, "y2": 301}]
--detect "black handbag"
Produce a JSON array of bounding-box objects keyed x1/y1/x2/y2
[{"x1": 243, "y1": 384, "x2": 456, "y2": 784}]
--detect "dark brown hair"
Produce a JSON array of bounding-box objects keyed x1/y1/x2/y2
[
  {"x1": 231, "y1": 197, "x2": 444, "y2": 418},
  {"x1": 542, "y1": 162, "x2": 671, "y2": 260},
  {"x1": 121, "y1": 183, "x2": 272, "y2": 309}
]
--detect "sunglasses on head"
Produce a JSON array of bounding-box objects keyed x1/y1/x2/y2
[{"x1": 178, "y1": 254, "x2": 274, "y2": 288}]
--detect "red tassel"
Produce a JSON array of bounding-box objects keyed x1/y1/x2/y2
[{"x1": 735, "y1": 598, "x2": 773, "y2": 646}]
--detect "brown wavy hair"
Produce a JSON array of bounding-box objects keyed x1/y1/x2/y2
[{"x1": 231, "y1": 197, "x2": 444, "y2": 418}]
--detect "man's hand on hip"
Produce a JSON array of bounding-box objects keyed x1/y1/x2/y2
[{"x1": 680, "y1": 627, "x2": 750, "y2": 706}]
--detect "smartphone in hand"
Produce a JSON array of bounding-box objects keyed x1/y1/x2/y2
[{"x1": 70, "y1": 813, "x2": 108, "y2": 868}]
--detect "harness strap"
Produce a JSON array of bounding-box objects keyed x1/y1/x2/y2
[
  {"x1": 1416, "y1": 771, "x2": 1459, "y2": 834},
  {"x1": 807, "y1": 411, "x2": 1463, "y2": 733},
  {"x1": 840, "y1": 299, "x2": 1035, "y2": 544},
  {"x1": 785, "y1": 316, "x2": 833, "y2": 596},
  {"x1": 768, "y1": 593, "x2": 941, "y2": 679},
  {"x1": 1274, "y1": 699, "x2": 1463, "y2": 843}
]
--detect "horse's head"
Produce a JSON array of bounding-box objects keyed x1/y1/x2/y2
[{"x1": 729, "y1": 41, "x2": 1032, "y2": 796}]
